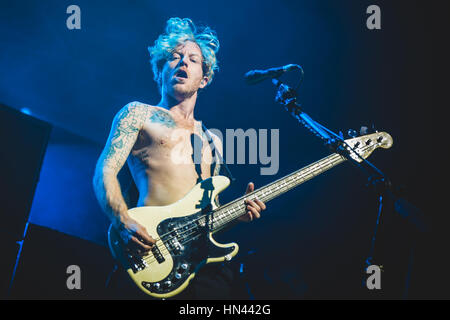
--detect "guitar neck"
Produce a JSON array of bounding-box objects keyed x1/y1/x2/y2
[{"x1": 210, "y1": 152, "x2": 347, "y2": 233}]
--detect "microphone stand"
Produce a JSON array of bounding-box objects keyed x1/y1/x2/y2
[{"x1": 271, "y1": 77, "x2": 428, "y2": 298}]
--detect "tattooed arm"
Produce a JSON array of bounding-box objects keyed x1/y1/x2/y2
[{"x1": 93, "y1": 101, "x2": 155, "y2": 251}]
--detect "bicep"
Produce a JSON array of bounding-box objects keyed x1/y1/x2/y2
[{"x1": 98, "y1": 103, "x2": 143, "y2": 175}]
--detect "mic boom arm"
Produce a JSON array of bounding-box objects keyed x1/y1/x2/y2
[{"x1": 271, "y1": 77, "x2": 427, "y2": 235}]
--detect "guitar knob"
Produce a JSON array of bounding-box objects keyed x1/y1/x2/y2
[
  {"x1": 175, "y1": 273, "x2": 182, "y2": 279},
  {"x1": 164, "y1": 280, "x2": 172, "y2": 287},
  {"x1": 153, "y1": 282, "x2": 160, "y2": 290}
]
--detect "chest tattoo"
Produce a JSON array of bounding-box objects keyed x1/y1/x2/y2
[{"x1": 149, "y1": 109, "x2": 176, "y2": 128}]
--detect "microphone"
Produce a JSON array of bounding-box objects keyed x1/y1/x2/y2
[{"x1": 244, "y1": 64, "x2": 301, "y2": 85}]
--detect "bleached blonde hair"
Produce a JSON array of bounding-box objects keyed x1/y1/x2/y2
[{"x1": 148, "y1": 18, "x2": 220, "y2": 93}]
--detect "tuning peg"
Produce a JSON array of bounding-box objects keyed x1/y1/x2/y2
[
  {"x1": 347, "y1": 129, "x2": 358, "y2": 138},
  {"x1": 360, "y1": 124, "x2": 378, "y2": 135},
  {"x1": 371, "y1": 123, "x2": 378, "y2": 133},
  {"x1": 359, "y1": 126, "x2": 369, "y2": 135}
]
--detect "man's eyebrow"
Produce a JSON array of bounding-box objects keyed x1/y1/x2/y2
[{"x1": 172, "y1": 51, "x2": 201, "y2": 58}]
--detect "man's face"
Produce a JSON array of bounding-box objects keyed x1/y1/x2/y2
[{"x1": 160, "y1": 40, "x2": 208, "y2": 101}]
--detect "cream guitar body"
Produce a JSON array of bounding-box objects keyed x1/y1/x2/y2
[
  {"x1": 108, "y1": 175, "x2": 238, "y2": 299},
  {"x1": 107, "y1": 132, "x2": 393, "y2": 299}
]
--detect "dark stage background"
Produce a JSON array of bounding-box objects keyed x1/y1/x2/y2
[{"x1": 0, "y1": 0, "x2": 444, "y2": 299}]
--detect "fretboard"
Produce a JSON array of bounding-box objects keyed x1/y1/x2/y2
[{"x1": 209, "y1": 152, "x2": 347, "y2": 233}]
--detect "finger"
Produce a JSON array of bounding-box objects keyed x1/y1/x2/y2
[
  {"x1": 130, "y1": 236, "x2": 153, "y2": 251},
  {"x1": 247, "y1": 206, "x2": 261, "y2": 219},
  {"x1": 135, "y1": 228, "x2": 156, "y2": 246},
  {"x1": 246, "y1": 199, "x2": 261, "y2": 213},
  {"x1": 245, "y1": 182, "x2": 254, "y2": 194},
  {"x1": 254, "y1": 198, "x2": 266, "y2": 210}
]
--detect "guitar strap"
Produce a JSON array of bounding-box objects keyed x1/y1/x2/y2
[{"x1": 201, "y1": 122, "x2": 236, "y2": 184}]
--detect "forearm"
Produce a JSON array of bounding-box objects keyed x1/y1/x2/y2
[{"x1": 93, "y1": 170, "x2": 130, "y2": 227}]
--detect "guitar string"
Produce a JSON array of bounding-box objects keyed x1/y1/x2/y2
[
  {"x1": 147, "y1": 152, "x2": 343, "y2": 245},
  {"x1": 137, "y1": 144, "x2": 376, "y2": 266},
  {"x1": 140, "y1": 193, "x2": 266, "y2": 264},
  {"x1": 140, "y1": 153, "x2": 347, "y2": 265},
  {"x1": 140, "y1": 152, "x2": 351, "y2": 266},
  {"x1": 140, "y1": 152, "x2": 351, "y2": 265},
  {"x1": 140, "y1": 176, "x2": 303, "y2": 266},
  {"x1": 178, "y1": 140, "x2": 378, "y2": 234},
  {"x1": 142, "y1": 170, "x2": 326, "y2": 266}
]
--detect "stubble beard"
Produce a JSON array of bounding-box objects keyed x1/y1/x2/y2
[{"x1": 171, "y1": 81, "x2": 198, "y2": 101}]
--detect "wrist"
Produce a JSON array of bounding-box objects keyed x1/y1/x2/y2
[{"x1": 112, "y1": 211, "x2": 130, "y2": 229}]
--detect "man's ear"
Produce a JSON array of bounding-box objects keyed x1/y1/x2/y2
[{"x1": 200, "y1": 77, "x2": 209, "y2": 89}]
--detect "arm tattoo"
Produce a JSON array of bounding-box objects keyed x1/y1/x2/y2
[
  {"x1": 103, "y1": 102, "x2": 143, "y2": 172},
  {"x1": 149, "y1": 109, "x2": 176, "y2": 128}
]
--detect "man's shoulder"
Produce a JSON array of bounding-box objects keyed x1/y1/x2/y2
[
  {"x1": 121, "y1": 101, "x2": 157, "y2": 113},
  {"x1": 115, "y1": 101, "x2": 159, "y2": 120}
]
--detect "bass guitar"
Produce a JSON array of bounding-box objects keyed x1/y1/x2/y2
[{"x1": 108, "y1": 131, "x2": 393, "y2": 298}]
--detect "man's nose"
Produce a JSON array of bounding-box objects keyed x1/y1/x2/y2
[{"x1": 177, "y1": 55, "x2": 189, "y2": 67}]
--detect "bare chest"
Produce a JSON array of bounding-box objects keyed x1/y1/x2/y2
[{"x1": 130, "y1": 120, "x2": 214, "y2": 167}]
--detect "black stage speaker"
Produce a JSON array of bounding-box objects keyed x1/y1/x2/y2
[
  {"x1": 0, "y1": 104, "x2": 52, "y2": 298},
  {"x1": 0, "y1": 105, "x2": 52, "y2": 239},
  {"x1": 9, "y1": 224, "x2": 115, "y2": 299}
]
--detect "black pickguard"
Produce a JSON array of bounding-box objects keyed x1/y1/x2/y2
[{"x1": 141, "y1": 210, "x2": 235, "y2": 296}]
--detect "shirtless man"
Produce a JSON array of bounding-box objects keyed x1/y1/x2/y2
[{"x1": 93, "y1": 18, "x2": 266, "y2": 298}]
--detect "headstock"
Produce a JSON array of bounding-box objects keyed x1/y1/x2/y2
[{"x1": 343, "y1": 132, "x2": 393, "y2": 162}]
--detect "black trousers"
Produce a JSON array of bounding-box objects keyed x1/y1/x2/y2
[{"x1": 105, "y1": 261, "x2": 249, "y2": 300}]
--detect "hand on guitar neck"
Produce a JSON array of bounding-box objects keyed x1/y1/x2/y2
[{"x1": 239, "y1": 182, "x2": 267, "y2": 222}]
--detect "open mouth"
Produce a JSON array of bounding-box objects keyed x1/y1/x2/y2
[{"x1": 174, "y1": 69, "x2": 188, "y2": 79}]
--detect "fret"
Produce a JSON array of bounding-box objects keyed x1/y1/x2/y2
[{"x1": 210, "y1": 153, "x2": 346, "y2": 233}]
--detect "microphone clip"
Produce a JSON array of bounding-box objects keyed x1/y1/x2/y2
[{"x1": 272, "y1": 78, "x2": 302, "y2": 114}]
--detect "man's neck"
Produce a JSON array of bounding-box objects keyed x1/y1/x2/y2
[{"x1": 158, "y1": 92, "x2": 198, "y2": 121}]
